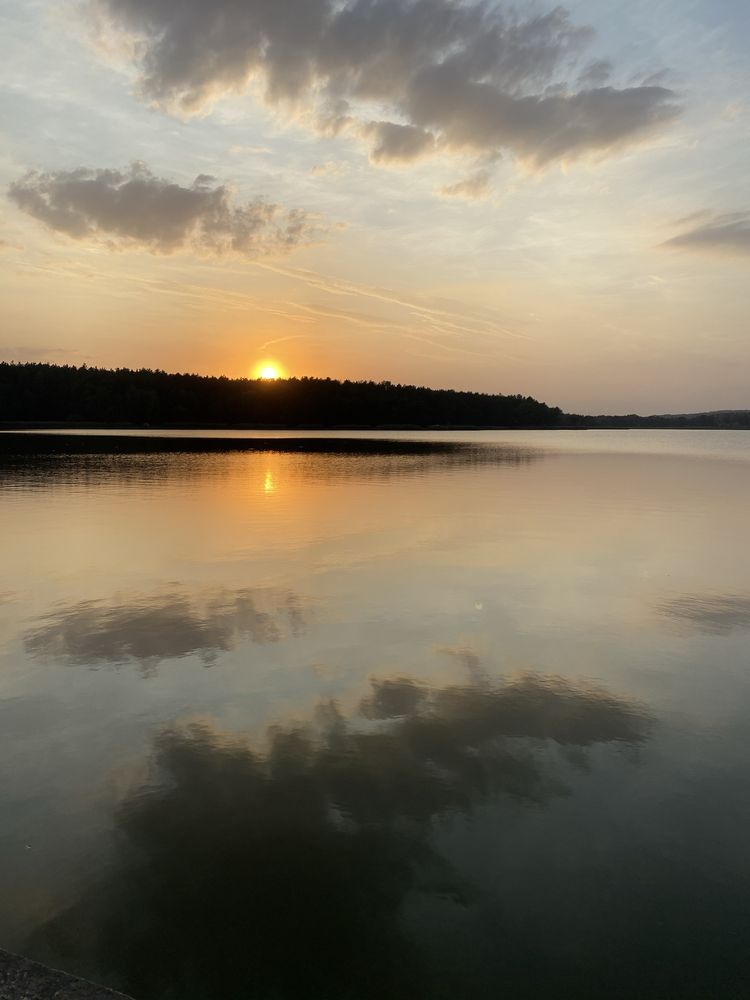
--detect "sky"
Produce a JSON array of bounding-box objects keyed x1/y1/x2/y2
[{"x1": 0, "y1": 0, "x2": 748, "y2": 414}]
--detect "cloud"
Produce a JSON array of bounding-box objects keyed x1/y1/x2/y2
[
  {"x1": 8, "y1": 162, "x2": 321, "y2": 257},
  {"x1": 660, "y1": 212, "x2": 750, "y2": 258},
  {"x1": 438, "y1": 168, "x2": 492, "y2": 200},
  {"x1": 228, "y1": 144, "x2": 273, "y2": 156},
  {"x1": 720, "y1": 101, "x2": 744, "y2": 123},
  {"x1": 361, "y1": 121, "x2": 436, "y2": 164},
  {"x1": 89, "y1": 0, "x2": 680, "y2": 170},
  {"x1": 0, "y1": 345, "x2": 87, "y2": 361},
  {"x1": 310, "y1": 160, "x2": 349, "y2": 177},
  {"x1": 577, "y1": 58, "x2": 612, "y2": 88}
]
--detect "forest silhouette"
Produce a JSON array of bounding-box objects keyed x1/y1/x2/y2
[{"x1": 2, "y1": 362, "x2": 748, "y2": 428}]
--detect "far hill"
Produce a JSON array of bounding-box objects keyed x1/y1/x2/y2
[
  {"x1": 568, "y1": 409, "x2": 750, "y2": 429},
  {"x1": 0, "y1": 362, "x2": 747, "y2": 429}
]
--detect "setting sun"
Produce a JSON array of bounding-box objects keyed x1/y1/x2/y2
[{"x1": 253, "y1": 361, "x2": 284, "y2": 380}]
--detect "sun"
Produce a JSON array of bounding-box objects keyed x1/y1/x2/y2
[{"x1": 253, "y1": 360, "x2": 285, "y2": 380}]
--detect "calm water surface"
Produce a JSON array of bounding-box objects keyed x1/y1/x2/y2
[{"x1": 1, "y1": 430, "x2": 749, "y2": 999}]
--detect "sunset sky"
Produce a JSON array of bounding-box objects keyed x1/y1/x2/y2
[{"x1": 1, "y1": 0, "x2": 748, "y2": 413}]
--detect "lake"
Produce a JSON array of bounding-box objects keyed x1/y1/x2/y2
[{"x1": 1, "y1": 429, "x2": 749, "y2": 999}]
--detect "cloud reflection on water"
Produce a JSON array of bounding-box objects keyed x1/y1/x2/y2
[
  {"x1": 657, "y1": 592, "x2": 750, "y2": 635},
  {"x1": 32, "y1": 670, "x2": 650, "y2": 1000},
  {"x1": 24, "y1": 588, "x2": 309, "y2": 671}
]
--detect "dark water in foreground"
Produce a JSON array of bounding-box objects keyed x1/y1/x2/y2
[{"x1": 1, "y1": 430, "x2": 750, "y2": 999}]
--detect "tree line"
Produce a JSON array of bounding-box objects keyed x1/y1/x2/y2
[
  {"x1": 0, "y1": 362, "x2": 747, "y2": 428},
  {"x1": 566, "y1": 410, "x2": 750, "y2": 429},
  {"x1": 0, "y1": 363, "x2": 561, "y2": 427}
]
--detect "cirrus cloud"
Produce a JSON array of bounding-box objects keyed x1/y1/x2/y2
[
  {"x1": 88, "y1": 0, "x2": 680, "y2": 171},
  {"x1": 7, "y1": 162, "x2": 322, "y2": 258}
]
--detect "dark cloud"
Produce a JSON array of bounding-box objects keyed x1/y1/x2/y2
[
  {"x1": 657, "y1": 593, "x2": 750, "y2": 634},
  {"x1": 362, "y1": 121, "x2": 437, "y2": 163},
  {"x1": 8, "y1": 162, "x2": 320, "y2": 257},
  {"x1": 660, "y1": 212, "x2": 750, "y2": 257},
  {"x1": 90, "y1": 0, "x2": 680, "y2": 169},
  {"x1": 24, "y1": 587, "x2": 309, "y2": 671}
]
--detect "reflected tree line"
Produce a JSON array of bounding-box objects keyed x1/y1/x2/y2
[
  {"x1": 31, "y1": 670, "x2": 652, "y2": 1000},
  {"x1": 0, "y1": 435, "x2": 541, "y2": 491}
]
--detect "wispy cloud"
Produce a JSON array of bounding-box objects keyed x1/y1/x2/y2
[
  {"x1": 310, "y1": 161, "x2": 349, "y2": 178},
  {"x1": 256, "y1": 260, "x2": 529, "y2": 342},
  {"x1": 661, "y1": 211, "x2": 750, "y2": 258},
  {"x1": 228, "y1": 145, "x2": 273, "y2": 156},
  {"x1": 257, "y1": 334, "x2": 308, "y2": 352},
  {"x1": 0, "y1": 345, "x2": 88, "y2": 361},
  {"x1": 8, "y1": 162, "x2": 323, "y2": 258},
  {"x1": 438, "y1": 169, "x2": 492, "y2": 200}
]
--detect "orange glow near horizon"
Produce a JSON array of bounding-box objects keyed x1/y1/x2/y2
[{"x1": 253, "y1": 360, "x2": 285, "y2": 380}]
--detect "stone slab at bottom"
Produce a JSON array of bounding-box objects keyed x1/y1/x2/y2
[{"x1": 0, "y1": 949, "x2": 133, "y2": 1000}]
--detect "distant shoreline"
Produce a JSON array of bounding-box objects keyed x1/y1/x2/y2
[
  {"x1": 2, "y1": 424, "x2": 749, "y2": 441},
  {"x1": 2, "y1": 364, "x2": 749, "y2": 429},
  {"x1": 3, "y1": 422, "x2": 750, "y2": 433},
  {"x1": 1, "y1": 421, "x2": 576, "y2": 431}
]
